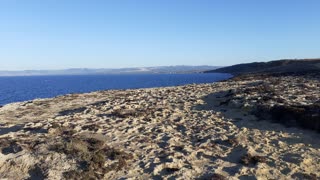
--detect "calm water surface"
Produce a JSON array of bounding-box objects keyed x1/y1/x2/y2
[{"x1": 0, "y1": 73, "x2": 232, "y2": 105}]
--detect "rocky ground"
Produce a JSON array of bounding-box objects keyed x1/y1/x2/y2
[{"x1": 0, "y1": 74, "x2": 319, "y2": 179}]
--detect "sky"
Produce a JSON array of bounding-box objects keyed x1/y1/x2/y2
[{"x1": 0, "y1": 0, "x2": 320, "y2": 70}]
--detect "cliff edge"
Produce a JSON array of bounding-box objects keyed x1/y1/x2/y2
[{"x1": 205, "y1": 59, "x2": 320, "y2": 75}]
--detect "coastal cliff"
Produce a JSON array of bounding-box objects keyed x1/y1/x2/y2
[{"x1": 0, "y1": 72, "x2": 319, "y2": 179}]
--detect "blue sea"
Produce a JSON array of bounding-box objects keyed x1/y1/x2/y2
[{"x1": 0, "y1": 73, "x2": 232, "y2": 105}]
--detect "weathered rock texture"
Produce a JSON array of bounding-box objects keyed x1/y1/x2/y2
[{"x1": 0, "y1": 74, "x2": 319, "y2": 179}]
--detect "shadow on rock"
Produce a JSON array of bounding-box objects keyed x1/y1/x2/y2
[{"x1": 253, "y1": 103, "x2": 320, "y2": 132}]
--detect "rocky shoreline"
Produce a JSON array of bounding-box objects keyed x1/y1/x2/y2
[{"x1": 0, "y1": 73, "x2": 319, "y2": 179}]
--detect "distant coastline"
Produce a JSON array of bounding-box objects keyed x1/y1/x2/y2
[
  {"x1": 205, "y1": 58, "x2": 320, "y2": 75},
  {"x1": 0, "y1": 65, "x2": 221, "y2": 77}
]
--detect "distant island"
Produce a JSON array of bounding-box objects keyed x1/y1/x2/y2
[{"x1": 0, "y1": 65, "x2": 220, "y2": 76}]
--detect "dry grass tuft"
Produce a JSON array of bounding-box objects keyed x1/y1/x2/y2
[{"x1": 48, "y1": 133, "x2": 133, "y2": 179}]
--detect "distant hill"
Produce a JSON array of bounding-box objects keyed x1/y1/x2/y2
[
  {"x1": 205, "y1": 59, "x2": 320, "y2": 75},
  {"x1": 0, "y1": 65, "x2": 221, "y2": 76}
]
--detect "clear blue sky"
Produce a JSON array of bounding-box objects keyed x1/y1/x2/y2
[{"x1": 1, "y1": 0, "x2": 320, "y2": 70}]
